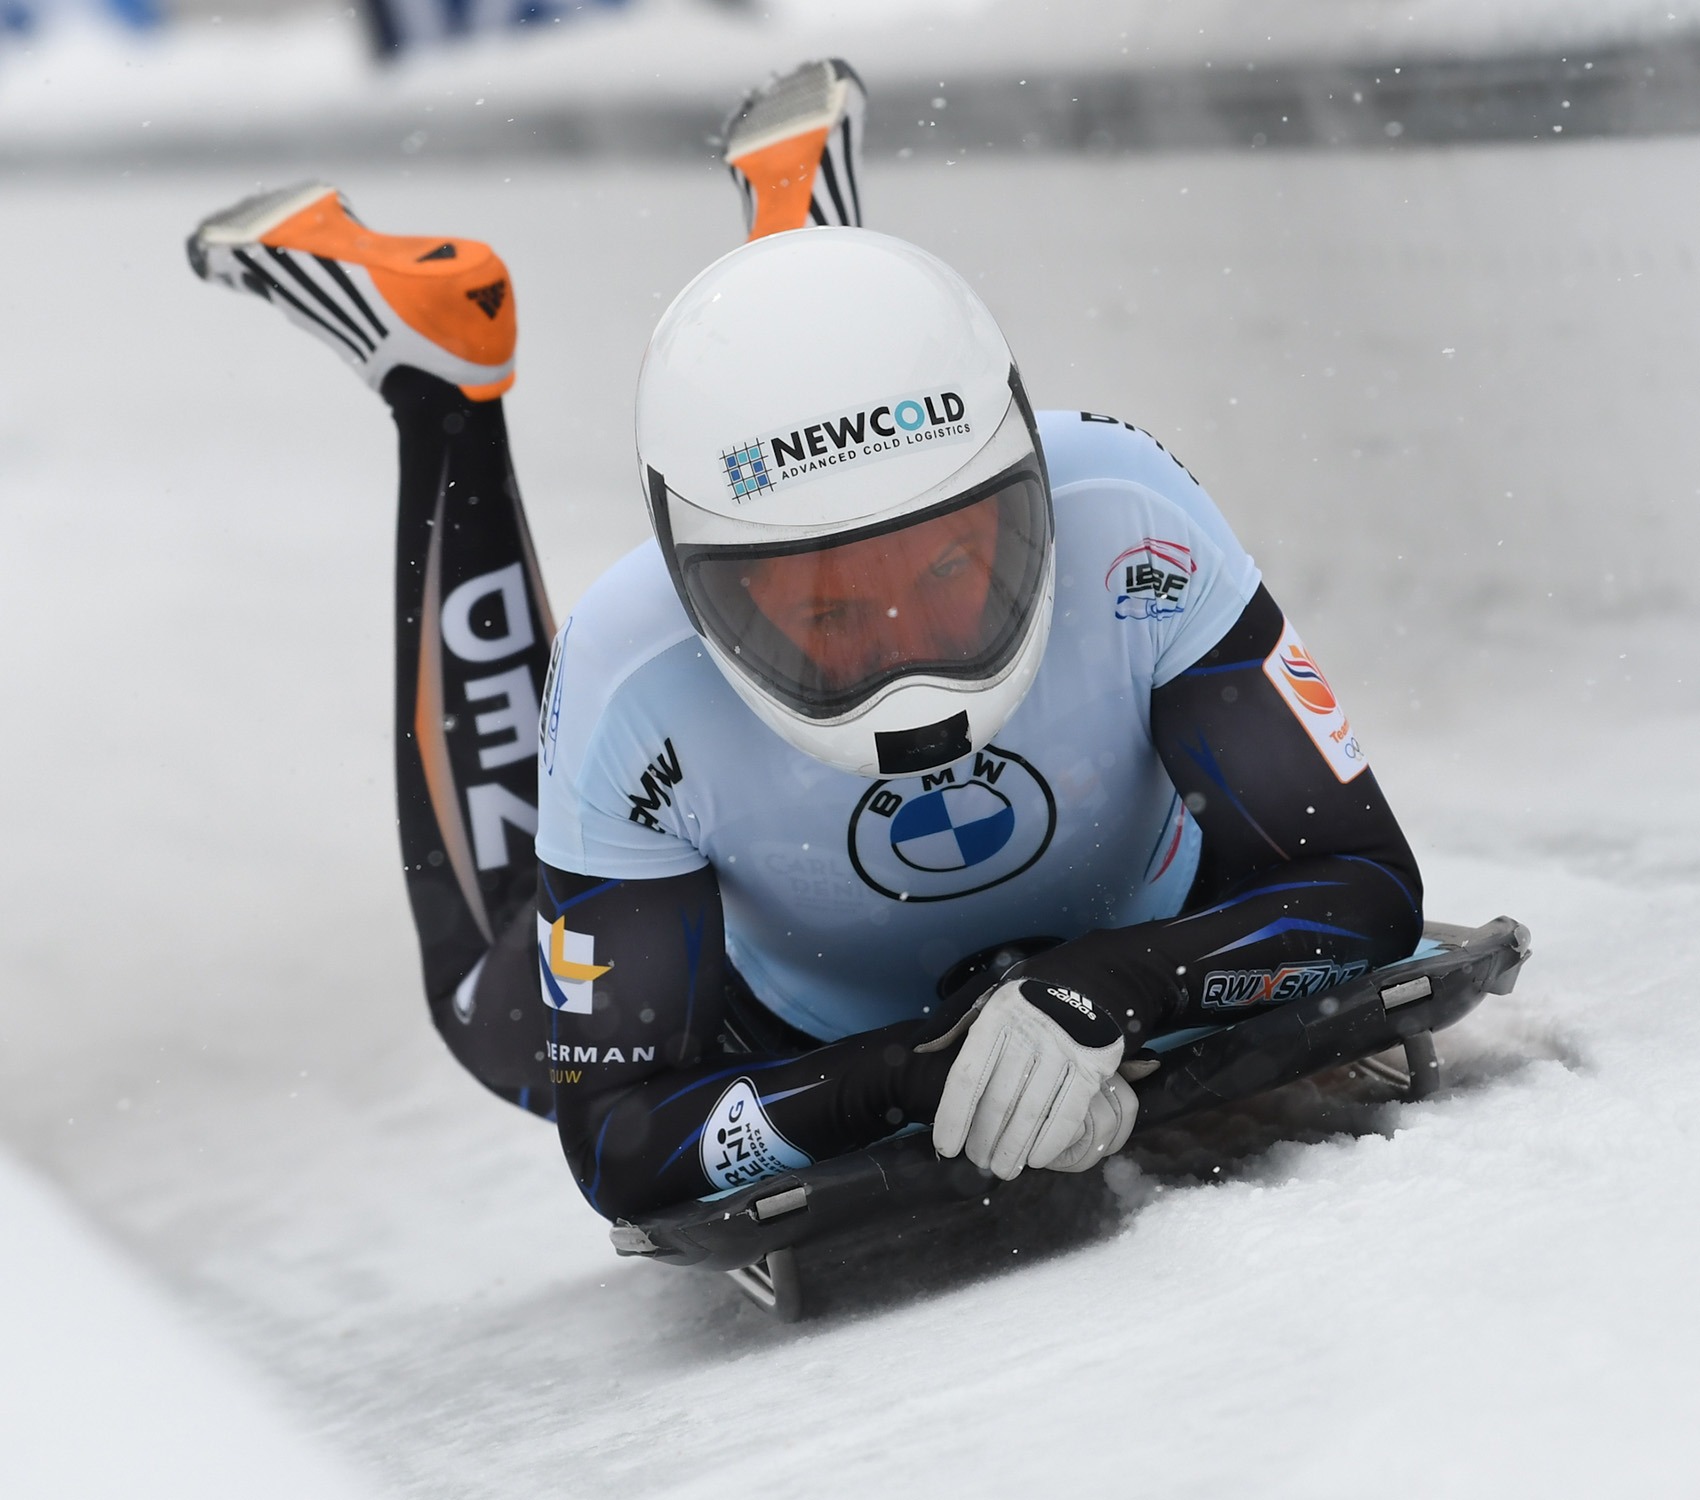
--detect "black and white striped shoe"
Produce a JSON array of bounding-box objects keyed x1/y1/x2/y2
[
  {"x1": 724, "y1": 58, "x2": 866, "y2": 240},
  {"x1": 187, "y1": 182, "x2": 517, "y2": 401}
]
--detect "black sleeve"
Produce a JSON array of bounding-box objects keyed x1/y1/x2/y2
[
  {"x1": 539, "y1": 862, "x2": 953, "y2": 1221},
  {"x1": 1011, "y1": 584, "x2": 1423, "y2": 1040},
  {"x1": 544, "y1": 585, "x2": 1421, "y2": 1217}
]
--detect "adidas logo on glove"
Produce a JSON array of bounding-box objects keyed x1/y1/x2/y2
[
  {"x1": 1045, "y1": 985, "x2": 1095, "y2": 1018},
  {"x1": 1016, "y1": 978, "x2": 1120, "y2": 1049}
]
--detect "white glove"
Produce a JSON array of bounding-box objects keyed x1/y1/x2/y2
[
  {"x1": 927, "y1": 977, "x2": 1126, "y2": 1180},
  {"x1": 1044, "y1": 1073, "x2": 1139, "y2": 1172}
]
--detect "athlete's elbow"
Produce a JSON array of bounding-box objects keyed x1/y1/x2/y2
[
  {"x1": 1376, "y1": 846, "x2": 1424, "y2": 963},
  {"x1": 555, "y1": 1089, "x2": 680, "y2": 1223},
  {"x1": 568, "y1": 1171, "x2": 679, "y2": 1225},
  {"x1": 561, "y1": 1149, "x2": 691, "y2": 1224}
]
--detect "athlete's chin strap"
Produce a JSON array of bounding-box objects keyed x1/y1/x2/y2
[{"x1": 875, "y1": 711, "x2": 974, "y2": 775}]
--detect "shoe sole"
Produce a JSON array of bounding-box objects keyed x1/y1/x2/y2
[
  {"x1": 187, "y1": 182, "x2": 339, "y2": 279},
  {"x1": 726, "y1": 59, "x2": 866, "y2": 240},
  {"x1": 726, "y1": 60, "x2": 858, "y2": 162}
]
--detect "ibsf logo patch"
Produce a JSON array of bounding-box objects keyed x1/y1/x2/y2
[
  {"x1": 1263, "y1": 619, "x2": 1368, "y2": 784},
  {"x1": 699, "y1": 1077, "x2": 813, "y2": 1192},
  {"x1": 1105, "y1": 538, "x2": 1196, "y2": 620},
  {"x1": 538, "y1": 624, "x2": 567, "y2": 775},
  {"x1": 847, "y1": 745, "x2": 1056, "y2": 902}
]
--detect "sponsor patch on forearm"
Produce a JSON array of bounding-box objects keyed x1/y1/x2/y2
[
  {"x1": 1262, "y1": 619, "x2": 1368, "y2": 783},
  {"x1": 700, "y1": 1077, "x2": 813, "y2": 1192}
]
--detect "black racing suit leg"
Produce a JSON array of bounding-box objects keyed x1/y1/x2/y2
[{"x1": 387, "y1": 366, "x2": 557, "y2": 1116}]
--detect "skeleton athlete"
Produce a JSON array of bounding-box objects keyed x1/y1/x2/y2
[{"x1": 188, "y1": 60, "x2": 1421, "y2": 1222}]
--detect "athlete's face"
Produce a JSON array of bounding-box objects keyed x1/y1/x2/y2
[{"x1": 743, "y1": 497, "x2": 1002, "y2": 691}]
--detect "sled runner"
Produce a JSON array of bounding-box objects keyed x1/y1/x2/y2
[{"x1": 609, "y1": 916, "x2": 1531, "y2": 1320}]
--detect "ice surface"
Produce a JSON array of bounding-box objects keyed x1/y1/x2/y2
[
  {"x1": 2, "y1": 137, "x2": 1699, "y2": 1495},
  {"x1": 0, "y1": 1153, "x2": 383, "y2": 1497}
]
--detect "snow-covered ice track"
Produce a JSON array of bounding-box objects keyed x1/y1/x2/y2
[
  {"x1": 0, "y1": 1153, "x2": 384, "y2": 1498},
  {"x1": 3, "y1": 141, "x2": 1699, "y2": 1495}
]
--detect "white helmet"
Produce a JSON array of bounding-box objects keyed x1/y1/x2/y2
[{"x1": 635, "y1": 228, "x2": 1053, "y2": 777}]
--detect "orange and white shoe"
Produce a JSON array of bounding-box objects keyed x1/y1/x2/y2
[
  {"x1": 186, "y1": 183, "x2": 516, "y2": 401},
  {"x1": 724, "y1": 58, "x2": 866, "y2": 240}
]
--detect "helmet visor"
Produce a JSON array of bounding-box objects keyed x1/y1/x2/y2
[{"x1": 677, "y1": 468, "x2": 1051, "y2": 721}]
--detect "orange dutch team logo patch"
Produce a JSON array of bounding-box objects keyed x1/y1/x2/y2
[
  {"x1": 1276, "y1": 643, "x2": 1338, "y2": 715},
  {"x1": 1262, "y1": 620, "x2": 1367, "y2": 782}
]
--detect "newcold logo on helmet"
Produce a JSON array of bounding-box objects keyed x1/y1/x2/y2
[{"x1": 720, "y1": 389, "x2": 973, "y2": 500}]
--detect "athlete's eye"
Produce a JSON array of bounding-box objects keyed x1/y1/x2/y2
[
  {"x1": 801, "y1": 601, "x2": 852, "y2": 630},
  {"x1": 930, "y1": 544, "x2": 970, "y2": 580}
]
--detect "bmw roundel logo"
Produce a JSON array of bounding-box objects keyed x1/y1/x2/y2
[{"x1": 847, "y1": 745, "x2": 1056, "y2": 902}]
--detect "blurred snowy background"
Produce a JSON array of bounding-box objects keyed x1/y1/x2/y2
[
  {"x1": 3, "y1": 3, "x2": 1700, "y2": 1497},
  {"x1": 7, "y1": 0, "x2": 1700, "y2": 162}
]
